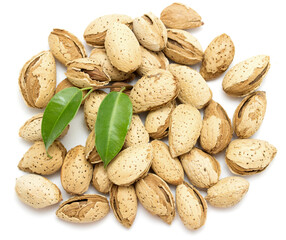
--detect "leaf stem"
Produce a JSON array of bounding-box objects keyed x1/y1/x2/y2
[
  {"x1": 119, "y1": 87, "x2": 126, "y2": 93},
  {"x1": 82, "y1": 88, "x2": 94, "y2": 101}
]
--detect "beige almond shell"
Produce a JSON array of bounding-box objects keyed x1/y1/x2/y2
[
  {"x1": 107, "y1": 143, "x2": 153, "y2": 186},
  {"x1": 200, "y1": 33, "x2": 235, "y2": 80},
  {"x1": 180, "y1": 148, "x2": 221, "y2": 189},
  {"x1": 225, "y1": 139, "x2": 277, "y2": 175},
  {"x1": 124, "y1": 114, "x2": 149, "y2": 148},
  {"x1": 135, "y1": 173, "x2": 175, "y2": 224},
  {"x1": 18, "y1": 141, "x2": 67, "y2": 175},
  {"x1": 92, "y1": 163, "x2": 112, "y2": 194},
  {"x1": 129, "y1": 69, "x2": 178, "y2": 113},
  {"x1": 160, "y1": 3, "x2": 203, "y2": 29},
  {"x1": 84, "y1": 14, "x2": 133, "y2": 47},
  {"x1": 176, "y1": 182, "x2": 207, "y2": 230},
  {"x1": 19, "y1": 50, "x2": 56, "y2": 109},
  {"x1": 61, "y1": 145, "x2": 93, "y2": 195},
  {"x1": 163, "y1": 29, "x2": 203, "y2": 65},
  {"x1": 15, "y1": 174, "x2": 62, "y2": 209},
  {"x1": 84, "y1": 90, "x2": 107, "y2": 130},
  {"x1": 145, "y1": 101, "x2": 175, "y2": 139},
  {"x1": 85, "y1": 128, "x2": 101, "y2": 164},
  {"x1": 200, "y1": 100, "x2": 233, "y2": 154},
  {"x1": 169, "y1": 64, "x2": 212, "y2": 109},
  {"x1": 169, "y1": 104, "x2": 202, "y2": 158},
  {"x1": 65, "y1": 58, "x2": 110, "y2": 88},
  {"x1": 19, "y1": 113, "x2": 69, "y2": 142},
  {"x1": 137, "y1": 46, "x2": 169, "y2": 76},
  {"x1": 222, "y1": 55, "x2": 270, "y2": 97},
  {"x1": 110, "y1": 185, "x2": 137, "y2": 228},
  {"x1": 151, "y1": 140, "x2": 184, "y2": 185},
  {"x1": 48, "y1": 28, "x2": 87, "y2": 66},
  {"x1": 105, "y1": 22, "x2": 141, "y2": 73},
  {"x1": 233, "y1": 91, "x2": 267, "y2": 138},
  {"x1": 205, "y1": 176, "x2": 249, "y2": 208},
  {"x1": 133, "y1": 12, "x2": 167, "y2": 52},
  {"x1": 56, "y1": 194, "x2": 109, "y2": 223}
]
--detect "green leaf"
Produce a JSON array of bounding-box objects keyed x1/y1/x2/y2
[
  {"x1": 95, "y1": 90, "x2": 133, "y2": 167},
  {"x1": 41, "y1": 87, "x2": 83, "y2": 152}
]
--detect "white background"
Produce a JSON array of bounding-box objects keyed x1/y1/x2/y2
[{"x1": 1, "y1": 0, "x2": 286, "y2": 239}]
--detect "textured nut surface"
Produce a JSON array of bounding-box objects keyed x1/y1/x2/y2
[
  {"x1": 151, "y1": 140, "x2": 184, "y2": 185},
  {"x1": 233, "y1": 91, "x2": 267, "y2": 138},
  {"x1": 129, "y1": 69, "x2": 178, "y2": 113},
  {"x1": 180, "y1": 148, "x2": 221, "y2": 189},
  {"x1": 222, "y1": 55, "x2": 270, "y2": 97},
  {"x1": 92, "y1": 163, "x2": 112, "y2": 193},
  {"x1": 163, "y1": 29, "x2": 203, "y2": 65},
  {"x1": 61, "y1": 145, "x2": 93, "y2": 195},
  {"x1": 18, "y1": 141, "x2": 66, "y2": 175},
  {"x1": 56, "y1": 194, "x2": 109, "y2": 223},
  {"x1": 84, "y1": 14, "x2": 133, "y2": 47},
  {"x1": 169, "y1": 64, "x2": 212, "y2": 109},
  {"x1": 133, "y1": 12, "x2": 167, "y2": 51},
  {"x1": 200, "y1": 100, "x2": 232, "y2": 154},
  {"x1": 225, "y1": 139, "x2": 277, "y2": 175},
  {"x1": 107, "y1": 144, "x2": 153, "y2": 186},
  {"x1": 124, "y1": 114, "x2": 149, "y2": 148},
  {"x1": 169, "y1": 104, "x2": 202, "y2": 158},
  {"x1": 200, "y1": 33, "x2": 235, "y2": 80},
  {"x1": 19, "y1": 50, "x2": 56, "y2": 108},
  {"x1": 110, "y1": 185, "x2": 137, "y2": 228},
  {"x1": 105, "y1": 22, "x2": 141, "y2": 73},
  {"x1": 160, "y1": 3, "x2": 203, "y2": 29},
  {"x1": 135, "y1": 173, "x2": 175, "y2": 224},
  {"x1": 48, "y1": 28, "x2": 86, "y2": 66},
  {"x1": 15, "y1": 174, "x2": 62, "y2": 209},
  {"x1": 176, "y1": 182, "x2": 207, "y2": 230},
  {"x1": 85, "y1": 128, "x2": 101, "y2": 164},
  {"x1": 205, "y1": 176, "x2": 249, "y2": 208}
]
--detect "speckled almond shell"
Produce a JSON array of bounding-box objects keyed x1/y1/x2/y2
[
  {"x1": 169, "y1": 64, "x2": 212, "y2": 109},
  {"x1": 169, "y1": 104, "x2": 202, "y2": 158},
  {"x1": 222, "y1": 55, "x2": 270, "y2": 97},
  {"x1": 135, "y1": 173, "x2": 175, "y2": 224},
  {"x1": 65, "y1": 58, "x2": 110, "y2": 88},
  {"x1": 151, "y1": 140, "x2": 184, "y2": 185},
  {"x1": 61, "y1": 145, "x2": 93, "y2": 195},
  {"x1": 133, "y1": 12, "x2": 167, "y2": 52},
  {"x1": 92, "y1": 163, "x2": 112, "y2": 194},
  {"x1": 19, "y1": 50, "x2": 56, "y2": 108},
  {"x1": 110, "y1": 185, "x2": 137, "y2": 228},
  {"x1": 84, "y1": 14, "x2": 133, "y2": 47},
  {"x1": 225, "y1": 139, "x2": 277, "y2": 175},
  {"x1": 124, "y1": 114, "x2": 149, "y2": 148},
  {"x1": 200, "y1": 100, "x2": 233, "y2": 154},
  {"x1": 180, "y1": 148, "x2": 221, "y2": 189},
  {"x1": 129, "y1": 69, "x2": 178, "y2": 113},
  {"x1": 56, "y1": 194, "x2": 109, "y2": 223},
  {"x1": 163, "y1": 29, "x2": 203, "y2": 65},
  {"x1": 107, "y1": 143, "x2": 153, "y2": 186},
  {"x1": 145, "y1": 101, "x2": 175, "y2": 139},
  {"x1": 18, "y1": 141, "x2": 66, "y2": 175},
  {"x1": 233, "y1": 91, "x2": 267, "y2": 138},
  {"x1": 200, "y1": 33, "x2": 235, "y2": 80},
  {"x1": 205, "y1": 176, "x2": 249, "y2": 208},
  {"x1": 85, "y1": 128, "x2": 101, "y2": 164},
  {"x1": 176, "y1": 182, "x2": 207, "y2": 230},
  {"x1": 84, "y1": 90, "x2": 107, "y2": 130},
  {"x1": 15, "y1": 174, "x2": 62, "y2": 209},
  {"x1": 137, "y1": 46, "x2": 169, "y2": 76},
  {"x1": 105, "y1": 22, "x2": 141, "y2": 73},
  {"x1": 48, "y1": 28, "x2": 87, "y2": 66}
]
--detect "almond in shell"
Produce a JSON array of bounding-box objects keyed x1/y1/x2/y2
[
  {"x1": 85, "y1": 128, "x2": 101, "y2": 164},
  {"x1": 92, "y1": 163, "x2": 112, "y2": 194}
]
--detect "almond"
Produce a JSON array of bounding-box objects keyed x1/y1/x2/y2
[{"x1": 92, "y1": 163, "x2": 112, "y2": 194}]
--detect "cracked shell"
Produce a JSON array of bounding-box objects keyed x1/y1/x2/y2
[
  {"x1": 18, "y1": 50, "x2": 56, "y2": 108},
  {"x1": 92, "y1": 163, "x2": 112, "y2": 194},
  {"x1": 56, "y1": 194, "x2": 109, "y2": 223},
  {"x1": 107, "y1": 143, "x2": 153, "y2": 186},
  {"x1": 135, "y1": 173, "x2": 175, "y2": 224},
  {"x1": 85, "y1": 128, "x2": 101, "y2": 164}
]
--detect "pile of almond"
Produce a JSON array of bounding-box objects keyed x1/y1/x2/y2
[{"x1": 16, "y1": 2, "x2": 277, "y2": 230}]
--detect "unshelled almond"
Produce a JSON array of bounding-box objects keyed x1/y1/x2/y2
[{"x1": 92, "y1": 163, "x2": 112, "y2": 194}]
